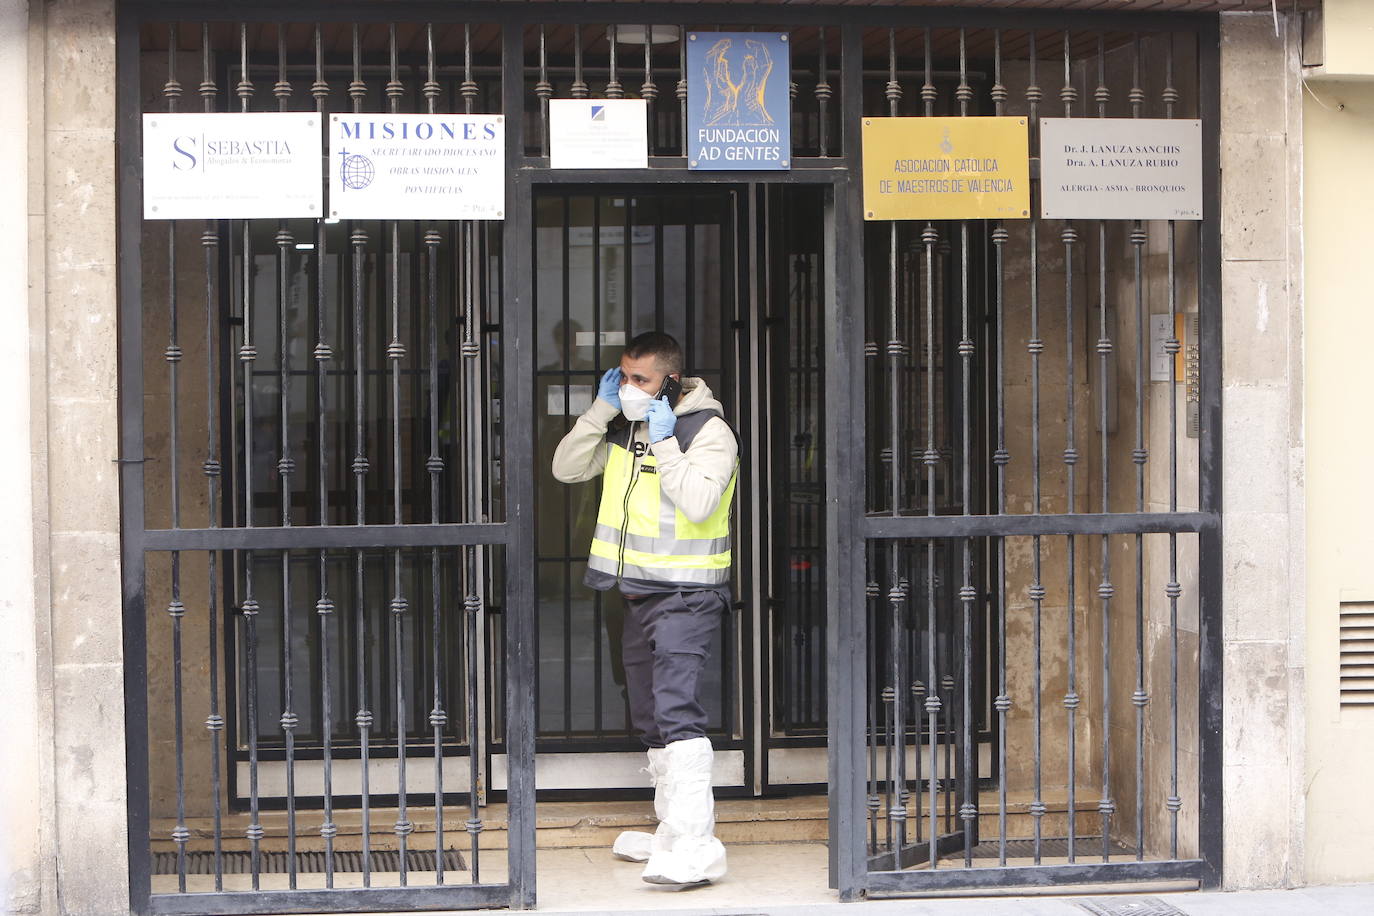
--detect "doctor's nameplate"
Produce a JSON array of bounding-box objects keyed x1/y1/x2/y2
[{"x1": 862, "y1": 117, "x2": 1030, "y2": 222}]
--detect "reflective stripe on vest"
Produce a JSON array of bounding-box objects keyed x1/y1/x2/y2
[{"x1": 587, "y1": 423, "x2": 736, "y2": 588}]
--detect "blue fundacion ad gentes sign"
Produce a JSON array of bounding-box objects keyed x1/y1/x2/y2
[{"x1": 686, "y1": 32, "x2": 792, "y2": 170}]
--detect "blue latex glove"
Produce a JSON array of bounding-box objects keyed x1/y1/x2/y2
[
  {"x1": 597, "y1": 367, "x2": 622, "y2": 410},
  {"x1": 646, "y1": 396, "x2": 677, "y2": 443}
]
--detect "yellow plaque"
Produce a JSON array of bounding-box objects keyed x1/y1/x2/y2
[{"x1": 862, "y1": 117, "x2": 1030, "y2": 221}]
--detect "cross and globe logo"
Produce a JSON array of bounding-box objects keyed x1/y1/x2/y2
[{"x1": 338, "y1": 148, "x2": 375, "y2": 190}]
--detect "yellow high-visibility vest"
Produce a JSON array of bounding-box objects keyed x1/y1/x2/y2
[{"x1": 585, "y1": 410, "x2": 737, "y2": 591}]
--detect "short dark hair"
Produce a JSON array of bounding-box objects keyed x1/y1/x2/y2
[{"x1": 624, "y1": 331, "x2": 683, "y2": 377}]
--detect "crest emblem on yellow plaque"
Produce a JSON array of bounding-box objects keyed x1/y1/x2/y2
[{"x1": 862, "y1": 116, "x2": 1030, "y2": 221}]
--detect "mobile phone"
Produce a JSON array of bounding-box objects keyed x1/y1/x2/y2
[{"x1": 656, "y1": 375, "x2": 682, "y2": 404}]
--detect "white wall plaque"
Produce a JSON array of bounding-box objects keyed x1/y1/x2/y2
[
  {"x1": 549, "y1": 99, "x2": 648, "y2": 170},
  {"x1": 328, "y1": 114, "x2": 504, "y2": 220},
  {"x1": 1039, "y1": 118, "x2": 1203, "y2": 221},
  {"x1": 142, "y1": 112, "x2": 322, "y2": 219}
]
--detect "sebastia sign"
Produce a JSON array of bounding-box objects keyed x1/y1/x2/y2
[{"x1": 142, "y1": 112, "x2": 323, "y2": 220}]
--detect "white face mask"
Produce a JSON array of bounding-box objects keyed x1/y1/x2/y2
[{"x1": 619, "y1": 383, "x2": 655, "y2": 421}]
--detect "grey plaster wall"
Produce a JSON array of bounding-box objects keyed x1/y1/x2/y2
[{"x1": 1217, "y1": 11, "x2": 1307, "y2": 890}]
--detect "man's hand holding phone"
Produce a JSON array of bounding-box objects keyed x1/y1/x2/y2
[{"x1": 647, "y1": 396, "x2": 677, "y2": 443}]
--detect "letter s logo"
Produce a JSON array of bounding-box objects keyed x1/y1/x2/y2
[{"x1": 172, "y1": 136, "x2": 198, "y2": 171}]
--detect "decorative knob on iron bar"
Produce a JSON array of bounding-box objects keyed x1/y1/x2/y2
[
  {"x1": 314, "y1": 342, "x2": 333, "y2": 362},
  {"x1": 355, "y1": 708, "x2": 373, "y2": 729},
  {"x1": 205, "y1": 713, "x2": 224, "y2": 732},
  {"x1": 1097, "y1": 797, "x2": 1117, "y2": 816},
  {"x1": 429, "y1": 707, "x2": 448, "y2": 728},
  {"x1": 1028, "y1": 583, "x2": 1046, "y2": 601},
  {"x1": 1029, "y1": 800, "x2": 1047, "y2": 818},
  {"x1": 1165, "y1": 580, "x2": 1182, "y2": 599},
  {"x1": 1063, "y1": 691, "x2": 1080, "y2": 710},
  {"x1": 1132, "y1": 448, "x2": 1148, "y2": 465},
  {"x1": 387, "y1": 340, "x2": 406, "y2": 361},
  {"x1": 245, "y1": 823, "x2": 265, "y2": 841},
  {"x1": 994, "y1": 694, "x2": 1012, "y2": 713},
  {"x1": 390, "y1": 597, "x2": 408, "y2": 617},
  {"x1": 1061, "y1": 226, "x2": 1079, "y2": 245},
  {"x1": 993, "y1": 448, "x2": 1011, "y2": 467},
  {"x1": 1097, "y1": 337, "x2": 1113, "y2": 355},
  {"x1": 466, "y1": 818, "x2": 484, "y2": 836},
  {"x1": 1166, "y1": 795, "x2": 1183, "y2": 813},
  {"x1": 1097, "y1": 581, "x2": 1115, "y2": 600},
  {"x1": 240, "y1": 598, "x2": 259, "y2": 617},
  {"x1": 167, "y1": 599, "x2": 185, "y2": 619},
  {"x1": 1132, "y1": 689, "x2": 1150, "y2": 708},
  {"x1": 316, "y1": 596, "x2": 335, "y2": 617},
  {"x1": 277, "y1": 457, "x2": 295, "y2": 477},
  {"x1": 320, "y1": 821, "x2": 338, "y2": 839},
  {"x1": 394, "y1": 819, "x2": 414, "y2": 837},
  {"x1": 352, "y1": 456, "x2": 369, "y2": 477},
  {"x1": 426, "y1": 455, "x2": 444, "y2": 475},
  {"x1": 279, "y1": 711, "x2": 298, "y2": 732}
]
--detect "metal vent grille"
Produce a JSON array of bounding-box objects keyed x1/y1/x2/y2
[
  {"x1": 1341, "y1": 602, "x2": 1374, "y2": 707},
  {"x1": 1077, "y1": 899, "x2": 1187, "y2": 916},
  {"x1": 152, "y1": 849, "x2": 467, "y2": 876}
]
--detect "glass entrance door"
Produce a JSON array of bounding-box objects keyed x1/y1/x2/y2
[
  {"x1": 532, "y1": 186, "x2": 748, "y2": 790},
  {"x1": 530, "y1": 183, "x2": 842, "y2": 795}
]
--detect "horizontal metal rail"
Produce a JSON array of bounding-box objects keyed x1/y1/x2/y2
[
  {"x1": 123, "y1": 1, "x2": 1226, "y2": 33},
  {"x1": 864, "y1": 512, "x2": 1216, "y2": 540},
  {"x1": 143, "y1": 524, "x2": 508, "y2": 551},
  {"x1": 149, "y1": 883, "x2": 511, "y2": 916},
  {"x1": 865, "y1": 859, "x2": 1207, "y2": 894}
]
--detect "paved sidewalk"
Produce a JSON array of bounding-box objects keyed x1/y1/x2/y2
[{"x1": 532, "y1": 883, "x2": 1374, "y2": 916}]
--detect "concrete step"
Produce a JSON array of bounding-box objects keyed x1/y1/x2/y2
[{"x1": 152, "y1": 788, "x2": 1103, "y2": 854}]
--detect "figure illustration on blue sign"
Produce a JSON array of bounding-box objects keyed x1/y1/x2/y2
[
  {"x1": 687, "y1": 32, "x2": 791, "y2": 170},
  {"x1": 702, "y1": 37, "x2": 774, "y2": 127}
]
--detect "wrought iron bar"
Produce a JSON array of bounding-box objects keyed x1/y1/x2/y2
[
  {"x1": 882, "y1": 26, "x2": 908, "y2": 857},
  {"x1": 606, "y1": 24, "x2": 623, "y2": 99},
  {"x1": 235, "y1": 20, "x2": 265, "y2": 890},
  {"x1": 1025, "y1": 27, "x2": 1046, "y2": 866},
  {"x1": 816, "y1": 28, "x2": 831, "y2": 157},
  {"x1": 572, "y1": 25, "x2": 587, "y2": 99},
  {"x1": 1164, "y1": 32, "x2": 1183, "y2": 860},
  {"x1": 197, "y1": 21, "x2": 225, "y2": 890},
  {"x1": 955, "y1": 28, "x2": 977, "y2": 871},
  {"x1": 1060, "y1": 30, "x2": 1080, "y2": 865},
  {"x1": 1093, "y1": 33, "x2": 1116, "y2": 865},
  {"x1": 677, "y1": 24, "x2": 688, "y2": 156},
  {"x1": 990, "y1": 27, "x2": 1010, "y2": 869},
  {"x1": 162, "y1": 22, "x2": 189, "y2": 894},
  {"x1": 641, "y1": 25, "x2": 657, "y2": 154},
  {"x1": 347, "y1": 21, "x2": 373, "y2": 886},
  {"x1": 310, "y1": 20, "x2": 337, "y2": 888},
  {"x1": 421, "y1": 23, "x2": 447, "y2": 887},
  {"x1": 1129, "y1": 34, "x2": 1150, "y2": 863},
  {"x1": 384, "y1": 22, "x2": 413, "y2": 885},
  {"x1": 536, "y1": 26, "x2": 552, "y2": 158},
  {"x1": 272, "y1": 24, "x2": 301, "y2": 889}
]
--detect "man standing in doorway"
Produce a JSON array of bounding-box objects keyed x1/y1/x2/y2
[{"x1": 552, "y1": 331, "x2": 737, "y2": 887}]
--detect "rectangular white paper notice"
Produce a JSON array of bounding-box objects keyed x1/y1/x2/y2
[
  {"x1": 1039, "y1": 118, "x2": 1203, "y2": 221},
  {"x1": 549, "y1": 99, "x2": 649, "y2": 170},
  {"x1": 142, "y1": 112, "x2": 323, "y2": 219},
  {"x1": 328, "y1": 114, "x2": 505, "y2": 220}
]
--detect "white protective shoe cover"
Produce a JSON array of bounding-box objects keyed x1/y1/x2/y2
[
  {"x1": 640, "y1": 737, "x2": 728, "y2": 886},
  {"x1": 612, "y1": 747, "x2": 673, "y2": 862}
]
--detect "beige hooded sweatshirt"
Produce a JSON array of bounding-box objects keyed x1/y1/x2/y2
[{"x1": 550, "y1": 377, "x2": 738, "y2": 525}]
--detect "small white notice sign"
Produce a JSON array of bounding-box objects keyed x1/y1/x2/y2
[
  {"x1": 1039, "y1": 118, "x2": 1203, "y2": 221},
  {"x1": 329, "y1": 114, "x2": 505, "y2": 220},
  {"x1": 142, "y1": 112, "x2": 322, "y2": 219},
  {"x1": 549, "y1": 99, "x2": 648, "y2": 170}
]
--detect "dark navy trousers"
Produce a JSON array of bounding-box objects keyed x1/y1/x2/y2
[{"x1": 620, "y1": 589, "x2": 728, "y2": 748}]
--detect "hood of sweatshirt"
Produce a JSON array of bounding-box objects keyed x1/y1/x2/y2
[{"x1": 674, "y1": 376, "x2": 724, "y2": 417}]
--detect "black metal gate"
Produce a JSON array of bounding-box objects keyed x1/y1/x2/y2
[{"x1": 118, "y1": 2, "x2": 1222, "y2": 911}]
